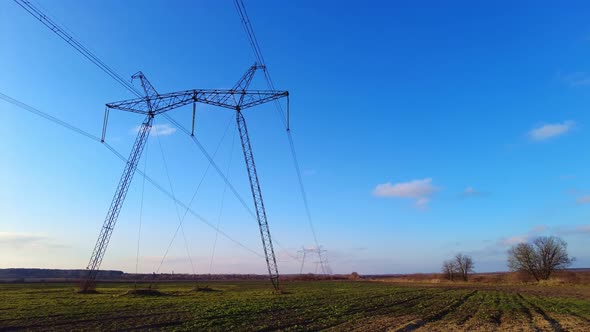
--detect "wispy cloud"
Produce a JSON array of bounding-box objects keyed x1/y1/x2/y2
[
  {"x1": 576, "y1": 195, "x2": 590, "y2": 205},
  {"x1": 559, "y1": 174, "x2": 576, "y2": 181},
  {"x1": 497, "y1": 224, "x2": 590, "y2": 248},
  {"x1": 415, "y1": 197, "x2": 430, "y2": 208},
  {"x1": 497, "y1": 225, "x2": 546, "y2": 247},
  {"x1": 531, "y1": 225, "x2": 547, "y2": 233},
  {"x1": 133, "y1": 123, "x2": 176, "y2": 136},
  {"x1": 564, "y1": 188, "x2": 590, "y2": 205},
  {"x1": 472, "y1": 224, "x2": 587, "y2": 267},
  {"x1": 560, "y1": 72, "x2": 590, "y2": 87},
  {"x1": 469, "y1": 226, "x2": 544, "y2": 261},
  {"x1": 461, "y1": 187, "x2": 488, "y2": 198},
  {"x1": 303, "y1": 169, "x2": 317, "y2": 176},
  {"x1": 555, "y1": 224, "x2": 590, "y2": 236},
  {"x1": 373, "y1": 178, "x2": 438, "y2": 208},
  {"x1": 0, "y1": 232, "x2": 67, "y2": 249},
  {"x1": 498, "y1": 235, "x2": 529, "y2": 246},
  {"x1": 528, "y1": 121, "x2": 575, "y2": 142}
]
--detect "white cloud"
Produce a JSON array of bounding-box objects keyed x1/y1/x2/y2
[
  {"x1": 373, "y1": 178, "x2": 437, "y2": 198},
  {"x1": 152, "y1": 123, "x2": 176, "y2": 136},
  {"x1": 373, "y1": 178, "x2": 438, "y2": 208},
  {"x1": 134, "y1": 123, "x2": 176, "y2": 136},
  {"x1": 577, "y1": 195, "x2": 590, "y2": 204},
  {"x1": 528, "y1": 121, "x2": 575, "y2": 141}
]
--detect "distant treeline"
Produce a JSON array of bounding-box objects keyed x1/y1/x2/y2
[
  {"x1": 0, "y1": 269, "x2": 347, "y2": 282},
  {"x1": 0, "y1": 268, "x2": 123, "y2": 281},
  {"x1": 6, "y1": 268, "x2": 588, "y2": 283}
]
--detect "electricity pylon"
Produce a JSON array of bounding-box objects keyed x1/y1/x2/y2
[
  {"x1": 80, "y1": 65, "x2": 288, "y2": 292},
  {"x1": 298, "y1": 246, "x2": 330, "y2": 275}
]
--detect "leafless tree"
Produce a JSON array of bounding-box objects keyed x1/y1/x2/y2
[
  {"x1": 454, "y1": 253, "x2": 474, "y2": 281},
  {"x1": 441, "y1": 260, "x2": 456, "y2": 281},
  {"x1": 508, "y1": 242, "x2": 540, "y2": 281},
  {"x1": 507, "y1": 236, "x2": 574, "y2": 281}
]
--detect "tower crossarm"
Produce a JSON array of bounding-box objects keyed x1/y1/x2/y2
[{"x1": 106, "y1": 89, "x2": 288, "y2": 115}]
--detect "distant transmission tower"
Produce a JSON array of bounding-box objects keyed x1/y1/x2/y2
[
  {"x1": 80, "y1": 65, "x2": 288, "y2": 292},
  {"x1": 298, "y1": 246, "x2": 331, "y2": 275}
]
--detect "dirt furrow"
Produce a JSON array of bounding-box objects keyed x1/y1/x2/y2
[
  {"x1": 392, "y1": 290, "x2": 478, "y2": 332},
  {"x1": 517, "y1": 293, "x2": 564, "y2": 332},
  {"x1": 324, "y1": 292, "x2": 441, "y2": 331}
]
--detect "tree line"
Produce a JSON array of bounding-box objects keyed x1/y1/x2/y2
[{"x1": 441, "y1": 236, "x2": 574, "y2": 282}]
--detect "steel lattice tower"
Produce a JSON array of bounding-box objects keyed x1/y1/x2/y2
[{"x1": 80, "y1": 65, "x2": 288, "y2": 292}]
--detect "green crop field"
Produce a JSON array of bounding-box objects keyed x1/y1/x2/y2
[{"x1": 1, "y1": 281, "x2": 589, "y2": 331}]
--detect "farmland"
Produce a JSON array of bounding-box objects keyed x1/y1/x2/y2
[{"x1": 1, "y1": 281, "x2": 589, "y2": 331}]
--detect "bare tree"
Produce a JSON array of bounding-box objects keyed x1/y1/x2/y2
[
  {"x1": 454, "y1": 253, "x2": 474, "y2": 281},
  {"x1": 507, "y1": 236, "x2": 574, "y2": 281},
  {"x1": 508, "y1": 243, "x2": 539, "y2": 281},
  {"x1": 441, "y1": 260, "x2": 456, "y2": 281}
]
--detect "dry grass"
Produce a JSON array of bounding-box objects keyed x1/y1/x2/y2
[{"x1": 374, "y1": 270, "x2": 590, "y2": 286}]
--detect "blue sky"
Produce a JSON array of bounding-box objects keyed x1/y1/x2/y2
[{"x1": 1, "y1": 1, "x2": 590, "y2": 274}]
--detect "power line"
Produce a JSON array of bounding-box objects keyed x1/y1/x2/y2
[
  {"x1": 274, "y1": 239, "x2": 302, "y2": 262},
  {"x1": 12, "y1": 0, "x2": 271, "y2": 269},
  {"x1": 163, "y1": 114, "x2": 258, "y2": 220},
  {"x1": 176, "y1": 116, "x2": 235, "y2": 234},
  {"x1": 233, "y1": 0, "x2": 285, "y2": 123},
  {"x1": 134, "y1": 131, "x2": 149, "y2": 288},
  {"x1": 12, "y1": 1, "x2": 294, "y2": 282},
  {"x1": 5, "y1": 63, "x2": 282, "y2": 281},
  {"x1": 155, "y1": 115, "x2": 235, "y2": 274},
  {"x1": 107, "y1": 141, "x2": 264, "y2": 258},
  {"x1": 13, "y1": 0, "x2": 142, "y2": 98},
  {"x1": 0, "y1": 92, "x2": 264, "y2": 259},
  {"x1": 0, "y1": 92, "x2": 101, "y2": 142},
  {"x1": 209, "y1": 126, "x2": 237, "y2": 275},
  {"x1": 233, "y1": 0, "x2": 327, "y2": 274},
  {"x1": 169, "y1": 113, "x2": 301, "y2": 265},
  {"x1": 153, "y1": 119, "x2": 197, "y2": 275}
]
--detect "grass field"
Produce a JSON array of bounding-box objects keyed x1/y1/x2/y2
[{"x1": 1, "y1": 281, "x2": 589, "y2": 331}]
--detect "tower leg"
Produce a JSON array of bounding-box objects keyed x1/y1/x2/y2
[
  {"x1": 80, "y1": 114, "x2": 154, "y2": 292},
  {"x1": 300, "y1": 250, "x2": 306, "y2": 275},
  {"x1": 191, "y1": 101, "x2": 196, "y2": 136},
  {"x1": 236, "y1": 110, "x2": 280, "y2": 291}
]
